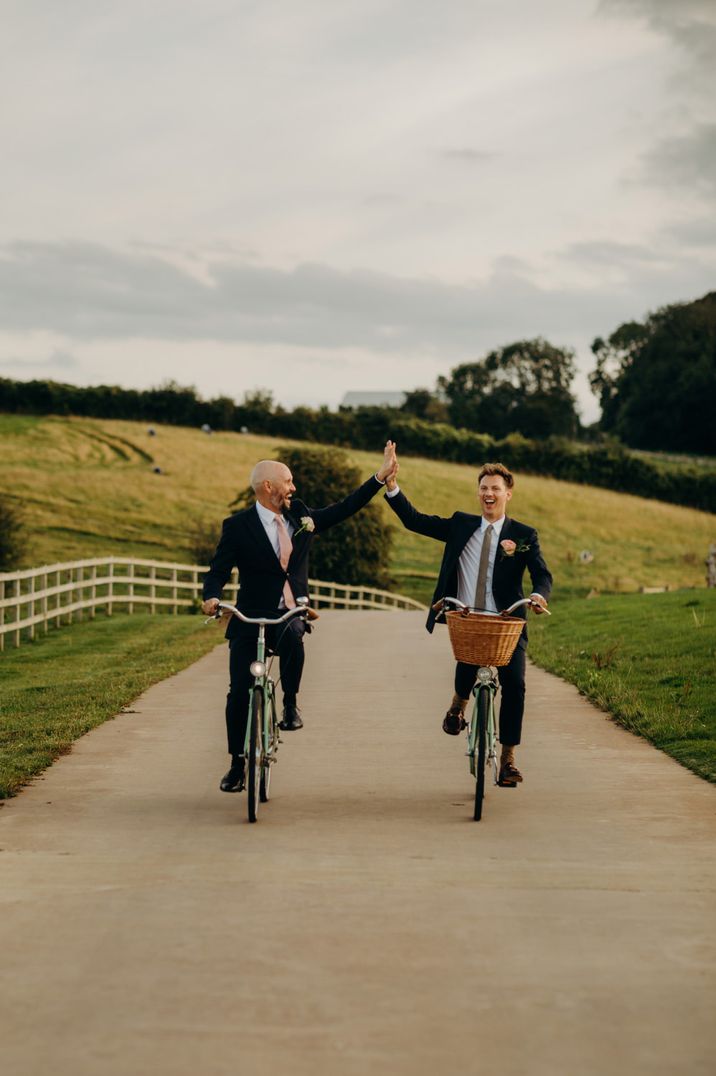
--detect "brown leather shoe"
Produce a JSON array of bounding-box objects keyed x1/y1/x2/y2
[
  {"x1": 498, "y1": 762, "x2": 523, "y2": 787},
  {"x1": 442, "y1": 706, "x2": 467, "y2": 735}
]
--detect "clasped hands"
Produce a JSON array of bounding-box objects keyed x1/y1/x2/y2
[{"x1": 377, "y1": 440, "x2": 399, "y2": 488}]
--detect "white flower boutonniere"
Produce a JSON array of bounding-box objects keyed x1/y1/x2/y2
[{"x1": 294, "y1": 515, "x2": 315, "y2": 537}]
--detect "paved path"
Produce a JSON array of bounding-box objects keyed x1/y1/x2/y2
[{"x1": 1, "y1": 611, "x2": 715, "y2": 1076}]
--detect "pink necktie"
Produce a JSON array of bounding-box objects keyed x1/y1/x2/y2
[{"x1": 276, "y1": 516, "x2": 296, "y2": 608}]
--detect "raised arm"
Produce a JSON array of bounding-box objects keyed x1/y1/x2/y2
[
  {"x1": 384, "y1": 488, "x2": 452, "y2": 543},
  {"x1": 308, "y1": 441, "x2": 397, "y2": 532}
]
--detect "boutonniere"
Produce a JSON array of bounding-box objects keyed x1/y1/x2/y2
[
  {"x1": 500, "y1": 538, "x2": 530, "y2": 558},
  {"x1": 294, "y1": 515, "x2": 315, "y2": 538}
]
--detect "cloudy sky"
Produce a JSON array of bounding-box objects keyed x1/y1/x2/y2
[{"x1": 1, "y1": 0, "x2": 714, "y2": 422}]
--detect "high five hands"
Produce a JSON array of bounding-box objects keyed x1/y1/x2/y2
[{"x1": 377, "y1": 440, "x2": 399, "y2": 485}]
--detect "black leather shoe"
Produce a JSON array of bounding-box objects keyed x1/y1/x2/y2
[
  {"x1": 279, "y1": 704, "x2": 304, "y2": 731},
  {"x1": 220, "y1": 757, "x2": 245, "y2": 792}
]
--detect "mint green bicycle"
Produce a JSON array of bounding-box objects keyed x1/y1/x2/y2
[
  {"x1": 435, "y1": 596, "x2": 550, "y2": 821},
  {"x1": 215, "y1": 599, "x2": 318, "y2": 823}
]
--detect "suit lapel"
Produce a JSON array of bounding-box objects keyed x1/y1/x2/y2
[
  {"x1": 493, "y1": 517, "x2": 513, "y2": 577},
  {"x1": 246, "y1": 504, "x2": 282, "y2": 565},
  {"x1": 451, "y1": 514, "x2": 481, "y2": 564}
]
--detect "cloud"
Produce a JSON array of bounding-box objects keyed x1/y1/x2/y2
[
  {"x1": 641, "y1": 123, "x2": 716, "y2": 196},
  {"x1": 0, "y1": 349, "x2": 77, "y2": 371},
  {"x1": 439, "y1": 149, "x2": 496, "y2": 164},
  {"x1": 0, "y1": 239, "x2": 645, "y2": 357}
]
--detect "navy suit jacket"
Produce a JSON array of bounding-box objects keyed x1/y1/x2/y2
[
  {"x1": 203, "y1": 475, "x2": 383, "y2": 639},
  {"x1": 386, "y1": 490, "x2": 552, "y2": 641}
]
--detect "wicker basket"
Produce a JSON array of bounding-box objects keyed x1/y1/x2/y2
[{"x1": 445, "y1": 610, "x2": 524, "y2": 667}]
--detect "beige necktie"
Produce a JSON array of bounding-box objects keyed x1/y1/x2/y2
[
  {"x1": 276, "y1": 516, "x2": 296, "y2": 609},
  {"x1": 473, "y1": 523, "x2": 494, "y2": 610}
]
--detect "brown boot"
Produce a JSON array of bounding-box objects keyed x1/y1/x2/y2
[
  {"x1": 498, "y1": 745, "x2": 523, "y2": 786},
  {"x1": 442, "y1": 694, "x2": 468, "y2": 735}
]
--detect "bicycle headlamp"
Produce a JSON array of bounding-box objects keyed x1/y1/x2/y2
[
  {"x1": 250, "y1": 660, "x2": 266, "y2": 678},
  {"x1": 477, "y1": 666, "x2": 493, "y2": 684}
]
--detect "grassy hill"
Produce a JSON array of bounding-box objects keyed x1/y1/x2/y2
[{"x1": 2, "y1": 414, "x2": 714, "y2": 603}]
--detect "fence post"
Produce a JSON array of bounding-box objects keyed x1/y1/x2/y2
[
  {"x1": 29, "y1": 572, "x2": 36, "y2": 641},
  {"x1": 41, "y1": 572, "x2": 48, "y2": 628},
  {"x1": 76, "y1": 566, "x2": 84, "y2": 623},
  {"x1": 107, "y1": 560, "x2": 114, "y2": 616},
  {"x1": 14, "y1": 578, "x2": 21, "y2": 647},
  {"x1": 149, "y1": 564, "x2": 156, "y2": 615},
  {"x1": 128, "y1": 562, "x2": 134, "y2": 616},
  {"x1": 66, "y1": 567, "x2": 73, "y2": 625},
  {"x1": 90, "y1": 565, "x2": 97, "y2": 619},
  {"x1": 171, "y1": 568, "x2": 178, "y2": 615}
]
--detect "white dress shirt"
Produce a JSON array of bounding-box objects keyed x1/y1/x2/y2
[
  {"x1": 255, "y1": 501, "x2": 295, "y2": 557},
  {"x1": 457, "y1": 516, "x2": 505, "y2": 613}
]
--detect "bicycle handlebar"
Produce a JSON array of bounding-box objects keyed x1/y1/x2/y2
[
  {"x1": 432, "y1": 596, "x2": 551, "y2": 617},
  {"x1": 213, "y1": 600, "x2": 320, "y2": 626}
]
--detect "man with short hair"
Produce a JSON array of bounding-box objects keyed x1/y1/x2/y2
[
  {"x1": 202, "y1": 444, "x2": 397, "y2": 792},
  {"x1": 385, "y1": 460, "x2": 551, "y2": 785}
]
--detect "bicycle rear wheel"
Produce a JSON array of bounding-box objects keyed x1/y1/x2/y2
[
  {"x1": 474, "y1": 687, "x2": 490, "y2": 821},
  {"x1": 247, "y1": 689, "x2": 263, "y2": 823}
]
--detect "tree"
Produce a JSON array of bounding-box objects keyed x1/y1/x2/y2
[
  {"x1": 400, "y1": 387, "x2": 449, "y2": 423},
  {"x1": 0, "y1": 496, "x2": 25, "y2": 570},
  {"x1": 590, "y1": 292, "x2": 716, "y2": 453},
  {"x1": 437, "y1": 339, "x2": 579, "y2": 439},
  {"x1": 232, "y1": 446, "x2": 393, "y2": 588}
]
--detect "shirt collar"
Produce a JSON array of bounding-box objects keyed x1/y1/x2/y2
[
  {"x1": 481, "y1": 515, "x2": 505, "y2": 536},
  {"x1": 255, "y1": 500, "x2": 283, "y2": 528}
]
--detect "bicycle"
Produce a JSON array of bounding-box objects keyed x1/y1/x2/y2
[
  {"x1": 434, "y1": 596, "x2": 550, "y2": 822},
  {"x1": 212, "y1": 598, "x2": 319, "y2": 823}
]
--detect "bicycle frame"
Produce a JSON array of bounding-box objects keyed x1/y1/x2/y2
[{"x1": 243, "y1": 622, "x2": 278, "y2": 762}]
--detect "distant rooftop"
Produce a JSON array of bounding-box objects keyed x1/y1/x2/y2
[{"x1": 341, "y1": 390, "x2": 406, "y2": 409}]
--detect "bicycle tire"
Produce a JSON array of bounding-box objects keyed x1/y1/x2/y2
[
  {"x1": 260, "y1": 694, "x2": 276, "y2": 803},
  {"x1": 474, "y1": 687, "x2": 490, "y2": 821},
  {"x1": 248, "y1": 689, "x2": 263, "y2": 823}
]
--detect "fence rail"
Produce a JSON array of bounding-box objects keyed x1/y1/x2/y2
[{"x1": 0, "y1": 557, "x2": 426, "y2": 650}]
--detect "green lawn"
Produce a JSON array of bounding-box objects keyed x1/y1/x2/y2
[
  {"x1": 529, "y1": 589, "x2": 716, "y2": 782},
  {"x1": 0, "y1": 613, "x2": 221, "y2": 798}
]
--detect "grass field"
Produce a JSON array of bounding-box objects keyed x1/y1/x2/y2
[
  {"x1": 529, "y1": 589, "x2": 716, "y2": 783},
  {"x1": 0, "y1": 614, "x2": 220, "y2": 798},
  {"x1": 2, "y1": 414, "x2": 714, "y2": 606}
]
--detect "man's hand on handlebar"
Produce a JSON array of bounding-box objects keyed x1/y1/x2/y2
[
  {"x1": 529, "y1": 594, "x2": 549, "y2": 615},
  {"x1": 201, "y1": 598, "x2": 220, "y2": 617}
]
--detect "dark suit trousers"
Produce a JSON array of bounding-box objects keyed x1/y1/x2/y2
[
  {"x1": 454, "y1": 642, "x2": 527, "y2": 746},
  {"x1": 225, "y1": 619, "x2": 305, "y2": 756}
]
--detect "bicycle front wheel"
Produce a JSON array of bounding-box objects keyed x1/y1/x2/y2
[
  {"x1": 247, "y1": 689, "x2": 263, "y2": 823},
  {"x1": 474, "y1": 687, "x2": 490, "y2": 821},
  {"x1": 260, "y1": 693, "x2": 277, "y2": 803}
]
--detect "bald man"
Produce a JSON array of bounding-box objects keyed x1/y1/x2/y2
[{"x1": 202, "y1": 444, "x2": 397, "y2": 792}]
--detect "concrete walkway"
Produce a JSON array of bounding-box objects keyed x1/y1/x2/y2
[{"x1": 0, "y1": 611, "x2": 714, "y2": 1076}]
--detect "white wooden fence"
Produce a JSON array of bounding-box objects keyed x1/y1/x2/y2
[{"x1": 0, "y1": 557, "x2": 427, "y2": 650}]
